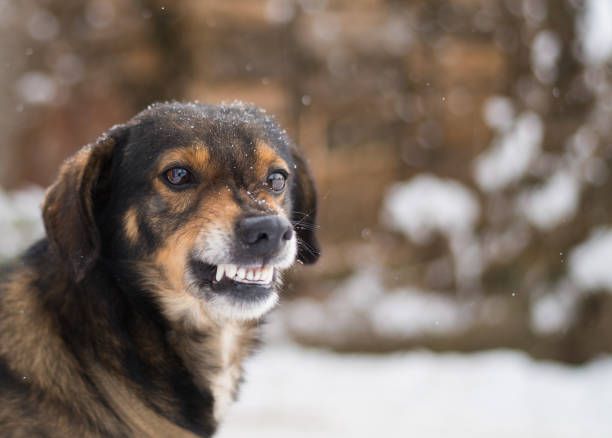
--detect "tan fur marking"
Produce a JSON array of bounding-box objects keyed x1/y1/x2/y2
[
  {"x1": 140, "y1": 189, "x2": 240, "y2": 330},
  {"x1": 154, "y1": 229, "x2": 198, "y2": 293},
  {"x1": 255, "y1": 141, "x2": 289, "y2": 180},
  {"x1": 152, "y1": 178, "x2": 197, "y2": 215},
  {"x1": 256, "y1": 191, "x2": 286, "y2": 215},
  {"x1": 157, "y1": 145, "x2": 211, "y2": 174},
  {"x1": 159, "y1": 293, "x2": 213, "y2": 330},
  {"x1": 0, "y1": 269, "x2": 124, "y2": 436},
  {"x1": 92, "y1": 366, "x2": 200, "y2": 438},
  {"x1": 253, "y1": 141, "x2": 290, "y2": 215},
  {"x1": 0, "y1": 270, "x2": 85, "y2": 396},
  {"x1": 123, "y1": 207, "x2": 139, "y2": 245},
  {"x1": 152, "y1": 146, "x2": 214, "y2": 213},
  {"x1": 152, "y1": 145, "x2": 214, "y2": 214},
  {"x1": 212, "y1": 189, "x2": 242, "y2": 223}
]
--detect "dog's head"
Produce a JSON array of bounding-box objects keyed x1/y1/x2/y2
[{"x1": 42, "y1": 102, "x2": 319, "y2": 323}]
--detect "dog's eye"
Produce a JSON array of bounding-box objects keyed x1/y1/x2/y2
[
  {"x1": 165, "y1": 167, "x2": 192, "y2": 185},
  {"x1": 267, "y1": 172, "x2": 286, "y2": 193}
]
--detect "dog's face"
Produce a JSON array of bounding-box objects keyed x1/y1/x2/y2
[{"x1": 42, "y1": 102, "x2": 319, "y2": 323}]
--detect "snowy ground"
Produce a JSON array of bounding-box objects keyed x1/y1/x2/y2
[{"x1": 217, "y1": 343, "x2": 612, "y2": 438}]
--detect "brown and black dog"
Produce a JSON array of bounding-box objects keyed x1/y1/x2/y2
[{"x1": 0, "y1": 102, "x2": 319, "y2": 437}]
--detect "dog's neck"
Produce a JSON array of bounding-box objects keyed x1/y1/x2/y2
[
  {"x1": 76, "y1": 261, "x2": 260, "y2": 429},
  {"x1": 165, "y1": 308, "x2": 260, "y2": 422}
]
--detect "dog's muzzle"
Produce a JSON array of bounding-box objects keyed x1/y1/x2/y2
[{"x1": 187, "y1": 214, "x2": 297, "y2": 318}]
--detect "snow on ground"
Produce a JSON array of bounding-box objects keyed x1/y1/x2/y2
[{"x1": 217, "y1": 343, "x2": 612, "y2": 438}]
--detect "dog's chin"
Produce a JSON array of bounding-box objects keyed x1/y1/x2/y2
[{"x1": 186, "y1": 259, "x2": 282, "y2": 321}]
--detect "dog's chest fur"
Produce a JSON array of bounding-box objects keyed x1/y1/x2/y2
[
  {"x1": 169, "y1": 320, "x2": 256, "y2": 422},
  {"x1": 210, "y1": 324, "x2": 247, "y2": 419}
]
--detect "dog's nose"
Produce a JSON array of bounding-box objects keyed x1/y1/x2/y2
[{"x1": 237, "y1": 216, "x2": 294, "y2": 257}]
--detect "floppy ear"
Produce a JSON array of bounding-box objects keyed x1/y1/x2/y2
[
  {"x1": 42, "y1": 128, "x2": 123, "y2": 281},
  {"x1": 290, "y1": 146, "x2": 320, "y2": 264}
]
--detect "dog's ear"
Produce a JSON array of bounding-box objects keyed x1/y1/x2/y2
[
  {"x1": 42, "y1": 127, "x2": 124, "y2": 281},
  {"x1": 290, "y1": 145, "x2": 320, "y2": 264}
]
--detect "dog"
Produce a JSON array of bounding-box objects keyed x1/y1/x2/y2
[{"x1": 0, "y1": 102, "x2": 319, "y2": 437}]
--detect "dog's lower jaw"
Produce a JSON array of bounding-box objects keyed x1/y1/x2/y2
[
  {"x1": 207, "y1": 288, "x2": 279, "y2": 322},
  {"x1": 187, "y1": 272, "x2": 282, "y2": 323},
  {"x1": 187, "y1": 257, "x2": 289, "y2": 322}
]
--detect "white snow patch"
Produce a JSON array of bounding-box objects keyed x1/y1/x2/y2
[
  {"x1": 531, "y1": 30, "x2": 561, "y2": 84},
  {"x1": 566, "y1": 126, "x2": 598, "y2": 165},
  {"x1": 218, "y1": 344, "x2": 612, "y2": 438},
  {"x1": 0, "y1": 186, "x2": 45, "y2": 261},
  {"x1": 482, "y1": 96, "x2": 514, "y2": 132},
  {"x1": 475, "y1": 112, "x2": 543, "y2": 192},
  {"x1": 522, "y1": 0, "x2": 547, "y2": 24},
  {"x1": 517, "y1": 170, "x2": 580, "y2": 230},
  {"x1": 530, "y1": 280, "x2": 580, "y2": 335},
  {"x1": 382, "y1": 174, "x2": 480, "y2": 244},
  {"x1": 85, "y1": 0, "x2": 115, "y2": 29},
  {"x1": 264, "y1": 0, "x2": 296, "y2": 24},
  {"x1": 382, "y1": 15, "x2": 414, "y2": 55},
  {"x1": 580, "y1": 0, "x2": 612, "y2": 64},
  {"x1": 27, "y1": 9, "x2": 59, "y2": 41},
  {"x1": 564, "y1": 126, "x2": 608, "y2": 186},
  {"x1": 371, "y1": 288, "x2": 469, "y2": 338},
  {"x1": 382, "y1": 174, "x2": 483, "y2": 287},
  {"x1": 54, "y1": 53, "x2": 85, "y2": 85},
  {"x1": 569, "y1": 227, "x2": 612, "y2": 292},
  {"x1": 15, "y1": 71, "x2": 57, "y2": 105},
  {"x1": 285, "y1": 270, "x2": 471, "y2": 341},
  {"x1": 284, "y1": 270, "x2": 383, "y2": 344}
]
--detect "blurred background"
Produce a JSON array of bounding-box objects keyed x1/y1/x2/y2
[{"x1": 1, "y1": 0, "x2": 612, "y2": 436}]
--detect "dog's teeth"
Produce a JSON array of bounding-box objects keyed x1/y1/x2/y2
[
  {"x1": 215, "y1": 265, "x2": 224, "y2": 282},
  {"x1": 260, "y1": 267, "x2": 269, "y2": 283},
  {"x1": 225, "y1": 264, "x2": 237, "y2": 279},
  {"x1": 214, "y1": 264, "x2": 274, "y2": 284}
]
